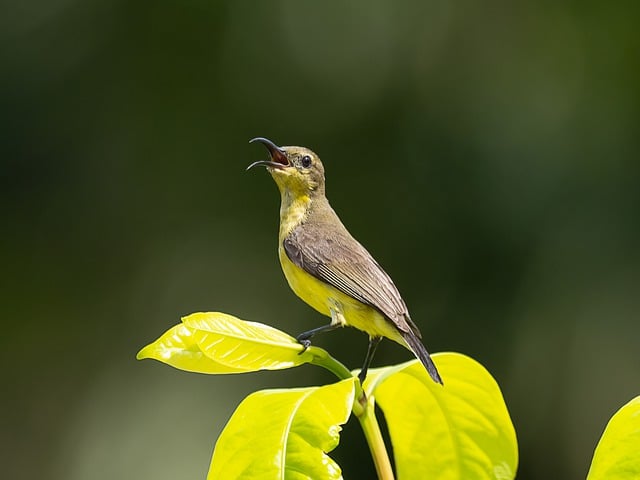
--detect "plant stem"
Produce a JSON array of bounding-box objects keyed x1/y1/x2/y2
[
  {"x1": 309, "y1": 347, "x2": 394, "y2": 480},
  {"x1": 308, "y1": 346, "x2": 353, "y2": 380},
  {"x1": 356, "y1": 394, "x2": 395, "y2": 480}
]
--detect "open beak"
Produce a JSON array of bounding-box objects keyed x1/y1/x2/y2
[{"x1": 247, "y1": 137, "x2": 289, "y2": 170}]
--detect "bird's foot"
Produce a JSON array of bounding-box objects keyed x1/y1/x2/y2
[{"x1": 296, "y1": 335, "x2": 312, "y2": 355}]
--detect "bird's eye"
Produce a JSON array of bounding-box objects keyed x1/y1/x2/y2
[{"x1": 301, "y1": 155, "x2": 312, "y2": 168}]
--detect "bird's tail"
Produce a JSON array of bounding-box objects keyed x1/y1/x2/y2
[{"x1": 401, "y1": 331, "x2": 443, "y2": 385}]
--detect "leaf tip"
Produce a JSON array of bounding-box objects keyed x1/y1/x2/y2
[{"x1": 136, "y1": 344, "x2": 152, "y2": 361}]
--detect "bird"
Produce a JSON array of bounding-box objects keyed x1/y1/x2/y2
[{"x1": 247, "y1": 137, "x2": 442, "y2": 385}]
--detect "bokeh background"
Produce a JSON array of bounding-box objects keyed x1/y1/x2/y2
[{"x1": 2, "y1": 1, "x2": 639, "y2": 479}]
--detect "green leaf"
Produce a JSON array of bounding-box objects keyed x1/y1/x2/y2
[
  {"x1": 587, "y1": 395, "x2": 640, "y2": 480},
  {"x1": 137, "y1": 312, "x2": 313, "y2": 374},
  {"x1": 370, "y1": 353, "x2": 518, "y2": 480},
  {"x1": 136, "y1": 322, "x2": 246, "y2": 374},
  {"x1": 208, "y1": 378, "x2": 356, "y2": 480}
]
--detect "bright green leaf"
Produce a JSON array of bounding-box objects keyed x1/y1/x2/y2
[
  {"x1": 136, "y1": 323, "x2": 246, "y2": 374},
  {"x1": 370, "y1": 353, "x2": 518, "y2": 480},
  {"x1": 137, "y1": 312, "x2": 313, "y2": 374},
  {"x1": 587, "y1": 395, "x2": 640, "y2": 480},
  {"x1": 184, "y1": 312, "x2": 313, "y2": 370},
  {"x1": 208, "y1": 378, "x2": 356, "y2": 480}
]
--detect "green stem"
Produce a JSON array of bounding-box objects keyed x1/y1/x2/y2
[
  {"x1": 308, "y1": 346, "x2": 353, "y2": 380},
  {"x1": 309, "y1": 348, "x2": 394, "y2": 480},
  {"x1": 356, "y1": 393, "x2": 395, "y2": 480}
]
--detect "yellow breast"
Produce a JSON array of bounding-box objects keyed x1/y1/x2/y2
[{"x1": 278, "y1": 245, "x2": 333, "y2": 317}]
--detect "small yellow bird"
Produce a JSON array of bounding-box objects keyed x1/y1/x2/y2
[{"x1": 248, "y1": 137, "x2": 442, "y2": 384}]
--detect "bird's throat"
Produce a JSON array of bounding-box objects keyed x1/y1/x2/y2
[{"x1": 278, "y1": 189, "x2": 311, "y2": 239}]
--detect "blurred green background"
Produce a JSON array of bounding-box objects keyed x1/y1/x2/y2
[{"x1": 2, "y1": 1, "x2": 639, "y2": 479}]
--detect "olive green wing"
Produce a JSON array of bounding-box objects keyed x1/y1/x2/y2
[{"x1": 283, "y1": 224, "x2": 422, "y2": 338}]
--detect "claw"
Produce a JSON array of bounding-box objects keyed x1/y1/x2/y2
[{"x1": 297, "y1": 337, "x2": 311, "y2": 355}]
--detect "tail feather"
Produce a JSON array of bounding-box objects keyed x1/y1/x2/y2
[{"x1": 401, "y1": 331, "x2": 443, "y2": 385}]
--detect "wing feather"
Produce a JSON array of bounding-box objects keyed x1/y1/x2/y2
[{"x1": 283, "y1": 221, "x2": 421, "y2": 337}]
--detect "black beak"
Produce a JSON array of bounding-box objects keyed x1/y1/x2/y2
[{"x1": 247, "y1": 137, "x2": 289, "y2": 170}]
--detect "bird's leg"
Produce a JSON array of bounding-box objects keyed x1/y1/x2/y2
[
  {"x1": 296, "y1": 323, "x2": 341, "y2": 353},
  {"x1": 358, "y1": 336, "x2": 382, "y2": 384},
  {"x1": 296, "y1": 304, "x2": 345, "y2": 354}
]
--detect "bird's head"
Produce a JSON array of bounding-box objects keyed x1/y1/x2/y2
[{"x1": 247, "y1": 137, "x2": 325, "y2": 197}]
